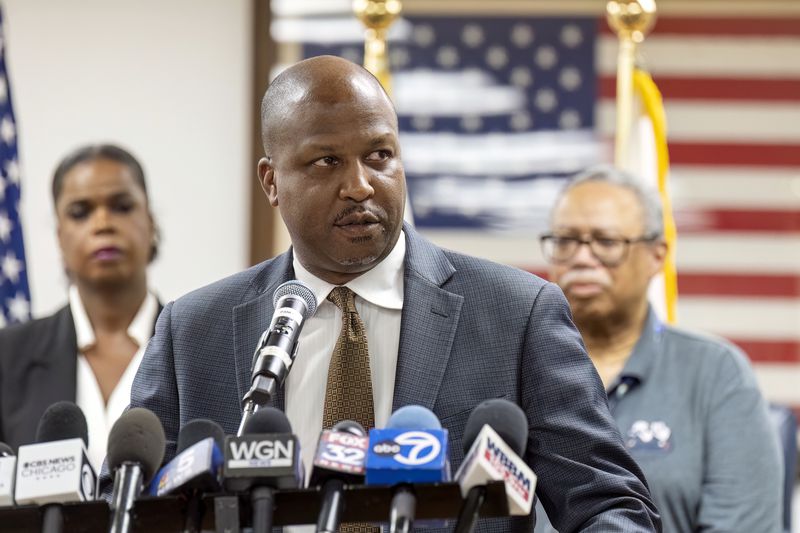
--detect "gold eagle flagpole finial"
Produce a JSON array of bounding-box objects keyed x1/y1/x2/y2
[
  {"x1": 353, "y1": 0, "x2": 402, "y2": 96},
  {"x1": 606, "y1": 0, "x2": 657, "y2": 165}
]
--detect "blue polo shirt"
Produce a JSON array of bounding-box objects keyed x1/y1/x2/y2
[{"x1": 536, "y1": 308, "x2": 783, "y2": 532}]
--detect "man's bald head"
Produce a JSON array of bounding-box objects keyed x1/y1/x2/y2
[{"x1": 260, "y1": 55, "x2": 397, "y2": 156}]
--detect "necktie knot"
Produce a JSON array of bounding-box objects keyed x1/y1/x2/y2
[{"x1": 327, "y1": 286, "x2": 358, "y2": 314}]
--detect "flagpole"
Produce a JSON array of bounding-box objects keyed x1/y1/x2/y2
[
  {"x1": 353, "y1": 0, "x2": 402, "y2": 97},
  {"x1": 606, "y1": 0, "x2": 656, "y2": 165},
  {"x1": 607, "y1": 1, "x2": 679, "y2": 324},
  {"x1": 354, "y1": 0, "x2": 417, "y2": 226}
]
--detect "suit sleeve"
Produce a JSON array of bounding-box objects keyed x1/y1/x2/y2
[
  {"x1": 521, "y1": 283, "x2": 661, "y2": 532},
  {"x1": 696, "y1": 346, "x2": 782, "y2": 532},
  {"x1": 98, "y1": 301, "x2": 180, "y2": 498}
]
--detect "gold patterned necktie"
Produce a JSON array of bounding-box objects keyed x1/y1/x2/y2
[
  {"x1": 322, "y1": 286, "x2": 375, "y2": 432},
  {"x1": 322, "y1": 287, "x2": 379, "y2": 533}
]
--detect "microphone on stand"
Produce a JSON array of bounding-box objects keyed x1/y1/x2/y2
[
  {"x1": 453, "y1": 399, "x2": 536, "y2": 533},
  {"x1": 107, "y1": 408, "x2": 166, "y2": 533},
  {"x1": 365, "y1": 405, "x2": 450, "y2": 533},
  {"x1": 14, "y1": 401, "x2": 95, "y2": 533},
  {"x1": 309, "y1": 420, "x2": 369, "y2": 533},
  {"x1": 238, "y1": 280, "x2": 317, "y2": 435},
  {"x1": 223, "y1": 407, "x2": 303, "y2": 533},
  {"x1": 148, "y1": 419, "x2": 225, "y2": 533}
]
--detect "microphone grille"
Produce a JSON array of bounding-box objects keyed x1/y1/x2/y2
[
  {"x1": 35, "y1": 401, "x2": 89, "y2": 447},
  {"x1": 273, "y1": 280, "x2": 317, "y2": 319},
  {"x1": 177, "y1": 419, "x2": 226, "y2": 454},
  {"x1": 242, "y1": 407, "x2": 293, "y2": 435},
  {"x1": 387, "y1": 405, "x2": 442, "y2": 430},
  {"x1": 331, "y1": 420, "x2": 367, "y2": 437},
  {"x1": 107, "y1": 408, "x2": 166, "y2": 483},
  {"x1": 463, "y1": 399, "x2": 528, "y2": 456}
]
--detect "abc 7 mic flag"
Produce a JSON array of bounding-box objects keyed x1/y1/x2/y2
[{"x1": 366, "y1": 428, "x2": 449, "y2": 484}]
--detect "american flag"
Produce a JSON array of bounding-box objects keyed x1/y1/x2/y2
[
  {"x1": 0, "y1": 6, "x2": 31, "y2": 328},
  {"x1": 273, "y1": 6, "x2": 800, "y2": 419}
]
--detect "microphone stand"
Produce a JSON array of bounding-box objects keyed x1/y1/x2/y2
[
  {"x1": 41, "y1": 504, "x2": 64, "y2": 533},
  {"x1": 237, "y1": 400, "x2": 258, "y2": 437},
  {"x1": 454, "y1": 486, "x2": 486, "y2": 533},
  {"x1": 109, "y1": 462, "x2": 143, "y2": 533},
  {"x1": 389, "y1": 486, "x2": 416, "y2": 533},
  {"x1": 250, "y1": 486, "x2": 275, "y2": 533},
  {"x1": 237, "y1": 375, "x2": 278, "y2": 436}
]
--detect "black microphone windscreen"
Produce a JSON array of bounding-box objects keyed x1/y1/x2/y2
[
  {"x1": 462, "y1": 399, "x2": 529, "y2": 456},
  {"x1": 273, "y1": 280, "x2": 317, "y2": 318},
  {"x1": 242, "y1": 407, "x2": 292, "y2": 434},
  {"x1": 107, "y1": 408, "x2": 166, "y2": 483},
  {"x1": 177, "y1": 418, "x2": 226, "y2": 454},
  {"x1": 35, "y1": 401, "x2": 89, "y2": 446},
  {"x1": 0, "y1": 442, "x2": 13, "y2": 456},
  {"x1": 332, "y1": 420, "x2": 367, "y2": 437}
]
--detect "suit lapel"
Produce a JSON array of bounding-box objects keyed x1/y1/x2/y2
[
  {"x1": 18, "y1": 306, "x2": 79, "y2": 444},
  {"x1": 392, "y1": 227, "x2": 463, "y2": 411},
  {"x1": 39, "y1": 306, "x2": 79, "y2": 404},
  {"x1": 56, "y1": 306, "x2": 79, "y2": 403},
  {"x1": 232, "y1": 252, "x2": 294, "y2": 412}
]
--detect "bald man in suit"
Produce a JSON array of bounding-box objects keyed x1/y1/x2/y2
[{"x1": 119, "y1": 56, "x2": 660, "y2": 532}]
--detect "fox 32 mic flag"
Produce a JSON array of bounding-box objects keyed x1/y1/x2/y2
[{"x1": 0, "y1": 7, "x2": 30, "y2": 328}]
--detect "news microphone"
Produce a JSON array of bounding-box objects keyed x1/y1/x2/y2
[
  {"x1": 239, "y1": 280, "x2": 317, "y2": 434},
  {"x1": 14, "y1": 401, "x2": 95, "y2": 533},
  {"x1": 453, "y1": 399, "x2": 536, "y2": 533},
  {"x1": 366, "y1": 405, "x2": 449, "y2": 533},
  {"x1": 107, "y1": 408, "x2": 166, "y2": 533},
  {"x1": 223, "y1": 407, "x2": 303, "y2": 533},
  {"x1": 149, "y1": 419, "x2": 225, "y2": 533},
  {"x1": 0, "y1": 442, "x2": 15, "y2": 507},
  {"x1": 309, "y1": 420, "x2": 369, "y2": 533}
]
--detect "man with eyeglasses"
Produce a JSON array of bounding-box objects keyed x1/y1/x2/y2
[{"x1": 535, "y1": 166, "x2": 782, "y2": 533}]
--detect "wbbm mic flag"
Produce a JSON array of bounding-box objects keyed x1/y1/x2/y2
[{"x1": 0, "y1": 7, "x2": 30, "y2": 328}]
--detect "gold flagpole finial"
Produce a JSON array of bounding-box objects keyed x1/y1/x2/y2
[
  {"x1": 353, "y1": 0, "x2": 402, "y2": 96},
  {"x1": 606, "y1": 0, "x2": 656, "y2": 44},
  {"x1": 606, "y1": 0, "x2": 657, "y2": 166}
]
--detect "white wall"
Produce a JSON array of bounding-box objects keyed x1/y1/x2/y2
[{"x1": 3, "y1": 0, "x2": 253, "y2": 315}]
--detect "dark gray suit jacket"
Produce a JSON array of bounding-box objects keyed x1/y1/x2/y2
[
  {"x1": 0, "y1": 306, "x2": 77, "y2": 449},
  {"x1": 0, "y1": 302, "x2": 161, "y2": 450},
  {"x1": 125, "y1": 226, "x2": 660, "y2": 532}
]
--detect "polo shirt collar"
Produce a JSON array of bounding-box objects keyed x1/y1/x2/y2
[{"x1": 608, "y1": 306, "x2": 662, "y2": 396}]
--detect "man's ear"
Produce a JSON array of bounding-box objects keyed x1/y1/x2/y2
[
  {"x1": 258, "y1": 157, "x2": 278, "y2": 207},
  {"x1": 648, "y1": 239, "x2": 668, "y2": 277}
]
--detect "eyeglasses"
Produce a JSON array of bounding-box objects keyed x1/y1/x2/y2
[{"x1": 540, "y1": 233, "x2": 659, "y2": 267}]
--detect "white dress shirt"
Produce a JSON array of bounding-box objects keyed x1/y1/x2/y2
[
  {"x1": 285, "y1": 231, "x2": 405, "y2": 531},
  {"x1": 70, "y1": 286, "x2": 159, "y2": 471}
]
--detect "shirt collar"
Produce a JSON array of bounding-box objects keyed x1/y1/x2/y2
[
  {"x1": 292, "y1": 230, "x2": 406, "y2": 311},
  {"x1": 69, "y1": 285, "x2": 159, "y2": 350}
]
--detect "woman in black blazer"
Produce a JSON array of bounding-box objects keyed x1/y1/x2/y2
[{"x1": 0, "y1": 144, "x2": 162, "y2": 467}]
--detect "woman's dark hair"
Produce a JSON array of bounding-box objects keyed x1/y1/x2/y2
[{"x1": 51, "y1": 143, "x2": 160, "y2": 262}]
